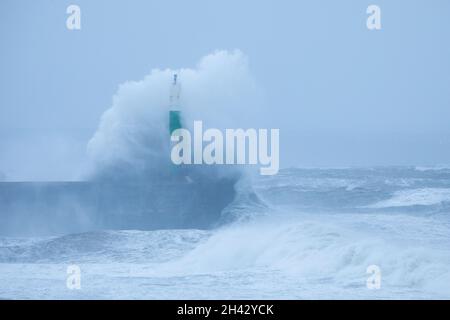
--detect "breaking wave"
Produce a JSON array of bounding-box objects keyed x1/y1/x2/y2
[{"x1": 368, "y1": 188, "x2": 450, "y2": 208}]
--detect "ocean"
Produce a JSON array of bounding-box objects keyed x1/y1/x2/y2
[{"x1": 1, "y1": 166, "x2": 450, "y2": 299}]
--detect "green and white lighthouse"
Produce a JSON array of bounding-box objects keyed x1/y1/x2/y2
[{"x1": 169, "y1": 74, "x2": 182, "y2": 135}]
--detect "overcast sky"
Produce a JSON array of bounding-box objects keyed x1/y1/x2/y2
[{"x1": 1, "y1": 0, "x2": 450, "y2": 180}]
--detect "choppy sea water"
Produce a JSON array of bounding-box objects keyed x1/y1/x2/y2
[{"x1": 1, "y1": 166, "x2": 450, "y2": 299}]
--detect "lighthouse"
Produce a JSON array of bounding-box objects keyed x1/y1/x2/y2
[{"x1": 169, "y1": 74, "x2": 182, "y2": 135}]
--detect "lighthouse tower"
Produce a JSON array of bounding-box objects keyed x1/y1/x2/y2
[{"x1": 169, "y1": 74, "x2": 182, "y2": 134}]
